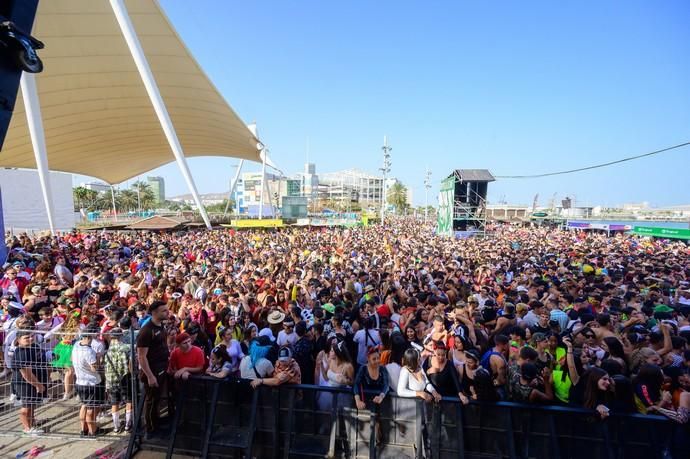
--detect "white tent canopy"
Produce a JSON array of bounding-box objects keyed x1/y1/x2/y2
[{"x1": 0, "y1": 0, "x2": 261, "y2": 184}]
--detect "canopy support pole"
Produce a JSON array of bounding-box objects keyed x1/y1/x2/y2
[
  {"x1": 110, "y1": 186, "x2": 118, "y2": 221},
  {"x1": 224, "y1": 159, "x2": 244, "y2": 217},
  {"x1": 109, "y1": 0, "x2": 211, "y2": 229},
  {"x1": 20, "y1": 73, "x2": 55, "y2": 236}
]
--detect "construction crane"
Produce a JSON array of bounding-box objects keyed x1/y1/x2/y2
[{"x1": 531, "y1": 193, "x2": 539, "y2": 213}]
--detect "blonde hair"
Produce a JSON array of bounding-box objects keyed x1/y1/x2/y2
[{"x1": 630, "y1": 347, "x2": 657, "y2": 373}]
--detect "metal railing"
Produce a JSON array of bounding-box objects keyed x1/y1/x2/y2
[
  {"x1": 0, "y1": 328, "x2": 138, "y2": 439},
  {"x1": 130, "y1": 375, "x2": 690, "y2": 459}
]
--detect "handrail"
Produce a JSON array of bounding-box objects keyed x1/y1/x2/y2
[
  {"x1": 186, "y1": 374, "x2": 670, "y2": 423},
  {"x1": 133, "y1": 374, "x2": 686, "y2": 459}
]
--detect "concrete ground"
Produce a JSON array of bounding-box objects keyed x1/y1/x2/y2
[
  {"x1": 0, "y1": 435, "x2": 195, "y2": 459},
  {"x1": 0, "y1": 435, "x2": 125, "y2": 458}
]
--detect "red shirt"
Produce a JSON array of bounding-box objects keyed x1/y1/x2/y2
[
  {"x1": 376, "y1": 304, "x2": 392, "y2": 318},
  {"x1": 168, "y1": 345, "x2": 205, "y2": 372}
]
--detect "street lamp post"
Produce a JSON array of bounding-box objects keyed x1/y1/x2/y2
[
  {"x1": 424, "y1": 168, "x2": 431, "y2": 222},
  {"x1": 379, "y1": 136, "x2": 392, "y2": 223}
]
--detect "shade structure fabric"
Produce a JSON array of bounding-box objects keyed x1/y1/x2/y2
[{"x1": 0, "y1": 0, "x2": 260, "y2": 184}]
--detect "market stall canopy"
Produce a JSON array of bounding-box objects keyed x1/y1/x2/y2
[{"x1": 0, "y1": 0, "x2": 261, "y2": 184}]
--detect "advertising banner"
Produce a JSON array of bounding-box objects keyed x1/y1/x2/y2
[
  {"x1": 437, "y1": 177, "x2": 454, "y2": 237},
  {"x1": 631, "y1": 226, "x2": 690, "y2": 240}
]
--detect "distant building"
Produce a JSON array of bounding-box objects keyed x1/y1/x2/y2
[
  {"x1": 486, "y1": 204, "x2": 529, "y2": 221},
  {"x1": 294, "y1": 163, "x2": 319, "y2": 202},
  {"x1": 241, "y1": 171, "x2": 283, "y2": 210},
  {"x1": 80, "y1": 181, "x2": 110, "y2": 193},
  {"x1": 146, "y1": 176, "x2": 165, "y2": 204},
  {"x1": 319, "y1": 168, "x2": 384, "y2": 208}
]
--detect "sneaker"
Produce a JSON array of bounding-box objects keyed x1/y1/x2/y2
[
  {"x1": 61, "y1": 392, "x2": 74, "y2": 401},
  {"x1": 114, "y1": 425, "x2": 124, "y2": 434},
  {"x1": 124, "y1": 423, "x2": 132, "y2": 433},
  {"x1": 23, "y1": 427, "x2": 44, "y2": 436},
  {"x1": 9, "y1": 393, "x2": 16, "y2": 401}
]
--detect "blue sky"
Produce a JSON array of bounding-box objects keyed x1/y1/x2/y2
[{"x1": 107, "y1": 0, "x2": 690, "y2": 207}]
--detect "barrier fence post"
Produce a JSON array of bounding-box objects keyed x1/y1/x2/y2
[
  {"x1": 282, "y1": 389, "x2": 296, "y2": 459},
  {"x1": 165, "y1": 381, "x2": 186, "y2": 459},
  {"x1": 456, "y1": 403, "x2": 465, "y2": 459},
  {"x1": 369, "y1": 406, "x2": 377, "y2": 459},
  {"x1": 200, "y1": 380, "x2": 220, "y2": 459},
  {"x1": 427, "y1": 401, "x2": 437, "y2": 459},
  {"x1": 504, "y1": 405, "x2": 517, "y2": 459},
  {"x1": 129, "y1": 328, "x2": 138, "y2": 417}
]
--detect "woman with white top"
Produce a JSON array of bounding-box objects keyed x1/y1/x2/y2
[
  {"x1": 397, "y1": 348, "x2": 441, "y2": 402},
  {"x1": 317, "y1": 338, "x2": 354, "y2": 411}
]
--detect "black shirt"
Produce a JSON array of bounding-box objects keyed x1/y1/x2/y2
[
  {"x1": 136, "y1": 321, "x2": 169, "y2": 374},
  {"x1": 12, "y1": 344, "x2": 48, "y2": 386},
  {"x1": 424, "y1": 360, "x2": 461, "y2": 397}
]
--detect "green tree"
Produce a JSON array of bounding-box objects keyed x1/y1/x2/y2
[
  {"x1": 73, "y1": 186, "x2": 88, "y2": 211},
  {"x1": 131, "y1": 181, "x2": 156, "y2": 210},
  {"x1": 206, "y1": 199, "x2": 235, "y2": 213},
  {"x1": 94, "y1": 190, "x2": 114, "y2": 211},
  {"x1": 387, "y1": 182, "x2": 409, "y2": 214},
  {"x1": 117, "y1": 189, "x2": 138, "y2": 212},
  {"x1": 73, "y1": 187, "x2": 101, "y2": 211}
]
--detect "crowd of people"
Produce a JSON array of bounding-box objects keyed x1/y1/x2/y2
[{"x1": 1, "y1": 220, "x2": 689, "y2": 441}]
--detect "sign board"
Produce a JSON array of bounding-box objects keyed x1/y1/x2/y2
[
  {"x1": 631, "y1": 226, "x2": 690, "y2": 240},
  {"x1": 226, "y1": 219, "x2": 284, "y2": 228},
  {"x1": 567, "y1": 221, "x2": 632, "y2": 231},
  {"x1": 437, "y1": 177, "x2": 454, "y2": 237},
  {"x1": 297, "y1": 217, "x2": 360, "y2": 227}
]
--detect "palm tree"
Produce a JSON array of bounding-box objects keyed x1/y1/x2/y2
[
  {"x1": 387, "y1": 182, "x2": 409, "y2": 214},
  {"x1": 118, "y1": 189, "x2": 138, "y2": 212},
  {"x1": 95, "y1": 190, "x2": 114, "y2": 212},
  {"x1": 131, "y1": 181, "x2": 156, "y2": 210},
  {"x1": 73, "y1": 186, "x2": 88, "y2": 211}
]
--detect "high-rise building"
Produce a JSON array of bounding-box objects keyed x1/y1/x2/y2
[
  {"x1": 298, "y1": 163, "x2": 319, "y2": 199},
  {"x1": 146, "y1": 176, "x2": 165, "y2": 204}
]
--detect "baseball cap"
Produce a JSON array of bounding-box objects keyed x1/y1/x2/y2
[
  {"x1": 278, "y1": 346, "x2": 292, "y2": 362},
  {"x1": 653, "y1": 304, "x2": 674, "y2": 314}
]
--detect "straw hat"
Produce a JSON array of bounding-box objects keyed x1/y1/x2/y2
[{"x1": 268, "y1": 310, "x2": 286, "y2": 325}]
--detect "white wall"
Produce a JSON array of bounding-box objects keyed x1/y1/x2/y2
[{"x1": 0, "y1": 169, "x2": 75, "y2": 233}]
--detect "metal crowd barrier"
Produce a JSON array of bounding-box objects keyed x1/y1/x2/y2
[
  {"x1": 129, "y1": 375, "x2": 690, "y2": 459},
  {"x1": 0, "y1": 328, "x2": 139, "y2": 439}
]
